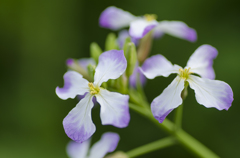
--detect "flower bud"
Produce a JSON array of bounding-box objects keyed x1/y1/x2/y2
[
  {"x1": 90, "y1": 42, "x2": 102, "y2": 64},
  {"x1": 123, "y1": 37, "x2": 131, "y2": 55},
  {"x1": 137, "y1": 31, "x2": 153, "y2": 63},
  {"x1": 105, "y1": 33, "x2": 118, "y2": 50},
  {"x1": 87, "y1": 64, "x2": 96, "y2": 81},
  {"x1": 125, "y1": 42, "x2": 137, "y2": 77},
  {"x1": 105, "y1": 151, "x2": 129, "y2": 158}
]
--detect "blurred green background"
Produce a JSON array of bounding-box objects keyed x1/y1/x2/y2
[{"x1": 1, "y1": 0, "x2": 240, "y2": 157}]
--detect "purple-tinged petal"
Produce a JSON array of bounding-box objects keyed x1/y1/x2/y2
[
  {"x1": 56, "y1": 71, "x2": 89, "y2": 100},
  {"x1": 99, "y1": 6, "x2": 137, "y2": 30},
  {"x1": 154, "y1": 21, "x2": 197, "y2": 42},
  {"x1": 129, "y1": 19, "x2": 158, "y2": 39},
  {"x1": 63, "y1": 93, "x2": 96, "y2": 143},
  {"x1": 96, "y1": 89, "x2": 130, "y2": 128},
  {"x1": 139, "y1": 54, "x2": 181, "y2": 79},
  {"x1": 187, "y1": 75, "x2": 233, "y2": 110},
  {"x1": 151, "y1": 76, "x2": 185, "y2": 123},
  {"x1": 78, "y1": 58, "x2": 96, "y2": 71},
  {"x1": 152, "y1": 28, "x2": 164, "y2": 39},
  {"x1": 94, "y1": 50, "x2": 127, "y2": 86},
  {"x1": 129, "y1": 62, "x2": 146, "y2": 87},
  {"x1": 88, "y1": 132, "x2": 120, "y2": 158},
  {"x1": 66, "y1": 139, "x2": 90, "y2": 158},
  {"x1": 186, "y1": 45, "x2": 218, "y2": 79},
  {"x1": 117, "y1": 30, "x2": 139, "y2": 48}
]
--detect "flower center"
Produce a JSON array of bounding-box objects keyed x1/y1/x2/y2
[
  {"x1": 144, "y1": 14, "x2": 157, "y2": 21},
  {"x1": 88, "y1": 82, "x2": 100, "y2": 95},
  {"x1": 179, "y1": 68, "x2": 192, "y2": 80}
]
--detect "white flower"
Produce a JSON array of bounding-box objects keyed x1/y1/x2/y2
[
  {"x1": 140, "y1": 45, "x2": 234, "y2": 123},
  {"x1": 99, "y1": 6, "x2": 197, "y2": 41},
  {"x1": 56, "y1": 50, "x2": 130, "y2": 142}
]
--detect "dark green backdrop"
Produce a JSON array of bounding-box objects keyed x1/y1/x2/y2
[{"x1": 1, "y1": 0, "x2": 240, "y2": 157}]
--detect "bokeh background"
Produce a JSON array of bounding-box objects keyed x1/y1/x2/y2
[{"x1": 1, "y1": 0, "x2": 240, "y2": 157}]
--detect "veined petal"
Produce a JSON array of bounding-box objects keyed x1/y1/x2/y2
[
  {"x1": 154, "y1": 21, "x2": 197, "y2": 42},
  {"x1": 56, "y1": 71, "x2": 89, "y2": 100},
  {"x1": 139, "y1": 54, "x2": 181, "y2": 79},
  {"x1": 94, "y1": 50, "x2": 127, "y2": 86},
  {"x1": 66, "y1": 139, "x2": 90, "y2": 158},
  {"x1": 151, "y1": 76, "x2": 185, "y2": 123},
  {"x1": 186, "y1": 45, "x2": 218, "y2": 79},
  {"x1": 96, "y1": 89, "x2": 130, "y2": 128},
  {"x1": 63, "y1": 93, "x2": 96, "y2": 143},
  {"x1": 187, "y1": 75, "x2": 233, "y2": 110},
  {"x1": 129, "y1": 18, "x2": 158, "y2": 39},
  {"x1": 88, "y1": 132, "x2": 120, "y2": 158},
  {"x1": 99, "y1": 6, "x2": 137, "y2": 30}
]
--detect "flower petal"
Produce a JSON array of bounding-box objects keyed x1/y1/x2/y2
[
  {"x1": 139, "y1": 54, "x2": 181, "y2": 79},
  {"x1": 151, "y1": 76, "x2": 185, "y2": 123},
  {"x1": 186, "y1": 45, "x2": 218, "y2": 79},
  {"x1": 56, "y1": 71, "x2": 89, "y2": 100},
  {"x1": 129, "y1": 18, "x2": 158, "y2": 39},
  {"x1": 94, "y1": 50, "x2": 127, "y2": 86},
  {"x1": 99, "y1": 6, "x2": 137, "y2": 30},
  {"x1": 88, "y1": 132, "x2": 120, "y2": 158},
  {"x1": 129, "y1": 62, "x2": 146, "y2": 87},
  {"x1": 66, "y1": 139, "x2": 90, "y2": 158},
  {"x1": 96, "y1": 89, "x2": 130, "y2": 128},
  {"x1": 187, "y1": 75, "x2": 233, "y2": 110},
  {"x1": 154, "y1": 21, "x2": 197, "y2": 42},
  {"x1": 63, "y1": 93, "x2": 96, "y2": 143}
]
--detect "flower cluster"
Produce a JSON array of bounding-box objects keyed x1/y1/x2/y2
[{"x1": 56, "y1": 6, "x2": 234, "y2": 157}]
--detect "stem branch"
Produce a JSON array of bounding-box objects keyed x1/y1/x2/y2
[
  {"x1": 126, "y1": 137, "x2": 176, "y2": 158},
  {"x1": 129, "y1": 103, "x2": 219, "y2": 158}
]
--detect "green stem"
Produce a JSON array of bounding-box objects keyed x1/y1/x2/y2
[
  {"x1": 126, "y1": 137, "x2": 176, "y2": 158},
  {"x1": 174, "y1": 104, "x2": 183, "y2": 131},
  {"x1": 129, "y1": 103, "x2": 219, "y2": 158}
]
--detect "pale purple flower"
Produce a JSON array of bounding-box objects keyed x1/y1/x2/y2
[
  {"x1": 67, "y1": 132, "x2": 120, "y2": 158},
  {"x1": 140, "y1": 45, "x2": 233, "y2": 123},
  {"x1": 99, "y1": 6, "x2": 197, "y2": 41},
  {"x1": 56, "y1": 50, "x2": 130, "y2": 142}
]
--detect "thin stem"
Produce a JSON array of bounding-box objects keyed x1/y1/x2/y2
[
  {"x1": 126, "y1": 137, "x2": 176, "y2": 158},
  {"x1": 129, "y1": 103, "x2": 219, "y2": 158},
  {"x1": 174, "y1": 104, "x2": 183, "y2": 131}
]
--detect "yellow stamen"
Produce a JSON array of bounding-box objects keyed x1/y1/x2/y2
[
  {"x1": 179, "y1": 68, "x2": 193, "y2": 80},
  {"x1": 88, "y1": 82, "x2": 100, "y2": 95},
  {"x1": 144, "y1": 14, "x2": 157, "y2": 21}
]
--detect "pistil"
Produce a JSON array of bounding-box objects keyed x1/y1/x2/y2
[
  {"x1": 179, "y1": 68, "x2": 192, "y2": 80},
  {"x1": 88, "y1": 82, "x2": 100, "y2": 95}
]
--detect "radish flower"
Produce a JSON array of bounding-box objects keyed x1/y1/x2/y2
[
  {"x1": 140, "y1": 45, "x2": 233, "y2": 123},
  {"x1": 99, "y1": 6, "x2": 196, "y2": 41},
  {"x1": 56, "y1": 50, "x2": 130, "y2": 142}
]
